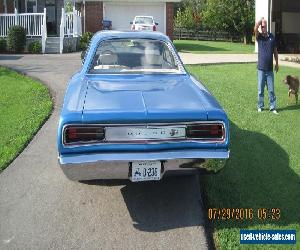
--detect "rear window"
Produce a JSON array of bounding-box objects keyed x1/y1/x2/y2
[
  {"x1": 134, "y1": 17, "x2": 153, "y2": 25},
  {"x1": 88, "y1": 38, "x2": 181, "y2": 74}
]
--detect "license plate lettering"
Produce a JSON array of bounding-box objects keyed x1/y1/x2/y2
[{"x1": 131, "y1": 161, "x2": 161, "y2": 182}]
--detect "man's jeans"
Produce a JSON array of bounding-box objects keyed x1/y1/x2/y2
[{"x1": 257, "y1": 70, "x2": 276, "y2": 110}]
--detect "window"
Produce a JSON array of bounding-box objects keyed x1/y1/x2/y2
[
  {"x1": 134, "y1": 17, "x2": 154, "y2": 25},
  {"x1": 89, "y1": 39, "x2": 180, "y2": 74}
]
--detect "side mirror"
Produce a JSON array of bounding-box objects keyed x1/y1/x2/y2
[
  {"x1": 155, "y1": 22, "x2": 159, "y2": 26},
  {"x1": 130, "y1": 21, "x2": 133, "y2": 24}
]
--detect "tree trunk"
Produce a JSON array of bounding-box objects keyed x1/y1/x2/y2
[{"x1": 244, "y1": 31, "x2": 253, "y2": 44}]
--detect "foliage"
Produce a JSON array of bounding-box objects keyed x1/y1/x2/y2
[
  {"x1": 79, "y1": 32, "x2": 93, "y2": 50},
  {"x1": 65, "y1": 0, "x2": 73, "y2": 13},
  {"x1": 175, "y1": 7, "x2": 199, "y2": 30},
  {"x1": 174, "y1": 0, "x2": 206, "y2": 30},
  {"x1": 66, "y1": 40, "x2": 73, "y2": 53},
  {"x1": 7, "y1": 26, "x2": 27, "y2": 53},
  {"x1": 28, "y1": 41, "x2": 42, "y2": 54},
  {"x1": 0, "y1": 38, "x2": 7, "y2": 52},
  {"x1": 81, "y1": 50, "x2": 86, "y2": 61},
  {"x1": 0, "y1": 67, "x2": 52, "y2": 172},
  {"x1": 202, "y1": 0, "x2": 254, "y2": 43}
]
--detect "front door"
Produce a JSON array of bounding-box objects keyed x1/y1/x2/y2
[{"x1": 45, "y1": 0, "x2": 56, "y2": 35}]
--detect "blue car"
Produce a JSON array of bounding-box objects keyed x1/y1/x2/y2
[{"x1": 57, "y1": 31, "x2": 230, "y2": 182}]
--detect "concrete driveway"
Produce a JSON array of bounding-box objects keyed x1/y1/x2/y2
[{"x1": 0, "y1": 53, "x2": 209, "y2": 250}]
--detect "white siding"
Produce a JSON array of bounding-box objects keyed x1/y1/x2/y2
[{"x1": 255, "y1": 0, "x2": 269, "y2": 52}]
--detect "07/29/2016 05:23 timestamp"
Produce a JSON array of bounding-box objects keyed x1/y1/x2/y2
[{"x1": 208, "y1": 208, "x2": 281, "y2": 220}]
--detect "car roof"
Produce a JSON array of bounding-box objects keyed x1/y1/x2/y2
[{"x1": 92, "y1": 30, "x2": 170, "y2": 43}]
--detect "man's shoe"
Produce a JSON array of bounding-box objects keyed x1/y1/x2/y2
[
  {"x1": 258, "y1": 108, "x2": 263, "y2": 112},
  {"x1": 270, "y1": 109, "x2": 279, "y2": 114}
]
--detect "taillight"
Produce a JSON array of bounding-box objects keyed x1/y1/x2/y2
[
  {"x1": 64, "y1": 125, "x2": 105, "y2": 145},
  {"x1": 186, "y1": 123, "x2": 224, "y2": 141},
  {"x1": 153, "y1": 25, "x2": 156, "y2": 31}
]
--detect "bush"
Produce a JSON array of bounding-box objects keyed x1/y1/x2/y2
[
  {"x1": 79, "y1": 32, "x2": 93, "y2": 50},
  {"x1": 28, "y1": 41, "x2": 42, "y2": 54},
  {"x1": 81, "y1": 49, "x2": 86, "y2": 61},
  {"x1": 7, "y1": 26, "x2": 26, "y2": 53},
  {"x1": 0, "y1": 38, "x2": 6, "y2": 52},
  {"x1": 66, "y1": 39, "x2": 73, "y2": 53}
]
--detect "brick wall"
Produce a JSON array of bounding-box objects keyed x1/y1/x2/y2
[
  {"x1": 166, "y1": 2, "x2": 174, "y2": 40},
  {"x1": 85, "y1": 1, "x2": 103, "y2": 33}
]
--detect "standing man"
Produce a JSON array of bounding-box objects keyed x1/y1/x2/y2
[{"x1": 254, "y1": 17, "x2": 279, "y2": 114}]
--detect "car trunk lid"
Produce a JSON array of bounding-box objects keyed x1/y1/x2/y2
[{"x1": 82, "y1": 74, "x2": 208, "y2": 123}]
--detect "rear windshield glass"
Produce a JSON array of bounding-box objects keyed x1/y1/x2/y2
[
  {"x1": 89, "y1": 38, "x2": 181, "y2": 74},
  {"x1": 135, "y1": 17, "x2": 153, "y2": 25}
]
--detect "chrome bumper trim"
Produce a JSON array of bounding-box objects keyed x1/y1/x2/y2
[{"x1": 58, "y1": 149, "x2": 229, "y2": 181}]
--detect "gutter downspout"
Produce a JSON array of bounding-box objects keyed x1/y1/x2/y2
[
  {"x1": 268, "y1": 0, "x2": 271, "y2": 32},
  {"x1": 83, "y1": 0, "x2": 86, "y2": 33}
]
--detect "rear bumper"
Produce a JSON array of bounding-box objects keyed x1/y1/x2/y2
[{"x1": 58, "y1": 149, "x2": 229, "y2": 181}]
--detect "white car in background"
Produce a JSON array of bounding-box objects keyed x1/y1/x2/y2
[{"x1": 130, "y1": 16, "x2": 158, "y2": 32}]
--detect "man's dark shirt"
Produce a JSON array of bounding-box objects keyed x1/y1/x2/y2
[{"x1": 257, "y1": 32, "x2": 276, "y2": 71}]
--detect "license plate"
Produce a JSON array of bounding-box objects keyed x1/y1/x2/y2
[{"x1": 131, "y1": 161, "x2": 161, "y2": 182}]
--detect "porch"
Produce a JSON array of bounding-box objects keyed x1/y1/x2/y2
[{"x1": 0, "y1": 1, "x2": 82, "y2": 53}]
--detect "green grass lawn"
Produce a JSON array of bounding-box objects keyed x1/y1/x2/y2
[
  {"x1": 0, "y1": 67, "x2": 52, "y2": 172},
  {"x1": 174, "y1": 40, "x2": 255, "y2": 54},
  {"x1": 188, "y1": 64, "x2": 300, "y2": 250}
]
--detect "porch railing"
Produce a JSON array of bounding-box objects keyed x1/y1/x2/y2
[
  {"x1": 65, "y1": 9, "x2": 82, "y2": 37},
  {"x1": 60, "y1": 7, "x2": 82, "y2": 53},
  {"x1": 0, "y1": 9, "x2": 46, "y2": 37},
  {"x1": 0, "y1": 8, "x2": 47, "y2": 53}
]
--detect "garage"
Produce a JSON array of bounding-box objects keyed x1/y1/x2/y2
[
  {"x1": 103, "y1": 2, "x2": 166, "y2": 34},
  {"x1": 256, "y1": 0, "x2": 300, "y2": 53}
]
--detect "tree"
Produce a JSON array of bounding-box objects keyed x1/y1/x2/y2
[
  {"x1": 65, "y1": 0, "x2": 73, "y2": 13},
  {"x1": 202, "y1": 0, "x2": 254, "y2": 44},
  {"x1": 175, "y1": 6, "x2": 197, "y2": 30},
  {"x1": 174, "y1": 0, "x2": 206, "y2": 30}
]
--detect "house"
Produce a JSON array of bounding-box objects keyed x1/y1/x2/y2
[
  {"x1": 83, "y1": 0, "x2": 179, "y2": 39},
  {"x1": 256, "y1": 0, "x2": 300, "y2": 53},
  {"x1": 0, "y1": 0, "x2": 180, "y2": 53}
]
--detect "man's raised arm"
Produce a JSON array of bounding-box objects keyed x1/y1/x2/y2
[{"x1": 254, "y1": 18, "x2": 263, "y2": 38}]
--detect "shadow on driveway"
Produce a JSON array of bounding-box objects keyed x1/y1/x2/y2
[{"x1": 82, "y1": 175, "x2": 204, "y2": 233}]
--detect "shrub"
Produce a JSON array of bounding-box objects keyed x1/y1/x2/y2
[
  {"x1": 7, "y1": 26, "x2": 26, "y2": 53},
  {"x1": 81, "y1": 49, "x2": 86, "y2": 61},
  {"x1": 65, "y1": 0, "x2": 73, "y2": 13},
  {"x1": 79, "y1": 32, "x2": 93, "y2": 50},
  {"x1": 28, "y1": 41, "x2": 42, "y2": 54},
  {"x1": 66, "y1": 39, "x2": 73, "y2": 52},
  {"x1": 0, "y1": 38, "x2": 6, "y2": 52}
]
